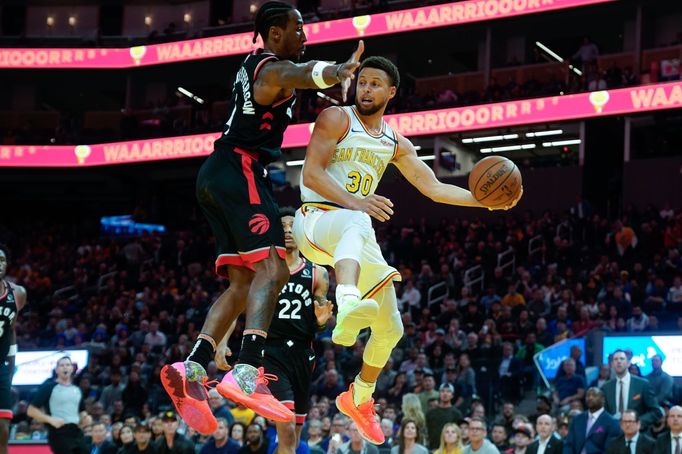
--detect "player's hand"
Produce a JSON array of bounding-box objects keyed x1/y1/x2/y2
[
  {"x1": 488, "y1": 186, "x2": 524, "y2": 211},
  {"x1": 215, "y1": 343, "x2": 233, "y2": 371},
  {"x1": 314, "y1": 297, "x2": 333, "y2": 326},
  {"x1": 337, "y1": 40, "x2": 364, "y2": 103},
  {"x1": 50, "y1": 417, "x2": 65, "y2": 429},
  {"x1": 352, "y1": 194, "x2": 394, "y2": 222}
]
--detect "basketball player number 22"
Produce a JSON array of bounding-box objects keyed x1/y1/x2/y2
[
  {"x1": 278, "y1": 298, "x2": 302, "y2": 320},
  {"x1": 346, "y1": 171, "x2": 373, "y2": 196}
]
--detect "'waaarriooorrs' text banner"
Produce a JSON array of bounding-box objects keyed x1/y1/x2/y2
[
  {"x1": 1, "y1": 80, "x2": 678, "y2": 167},
  {"x1": 0, "y1": 0, "x2": 615, "y2": 69}
]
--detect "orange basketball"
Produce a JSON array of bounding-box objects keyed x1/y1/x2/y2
[{"x1": 468, "y1": 156, "x2": 522, "y2": 208}]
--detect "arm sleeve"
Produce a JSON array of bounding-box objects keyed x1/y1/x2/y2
[{"x1": 30, "y1": 382, "x2": 54, "y2": 414}]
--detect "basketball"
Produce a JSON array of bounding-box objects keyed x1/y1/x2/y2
[{"x1": 468, "y1": 156, "x2": 522, "y2": 208}]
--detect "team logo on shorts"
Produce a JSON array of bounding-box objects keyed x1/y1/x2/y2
[{"x1": 249, "y1": 214, "x2": 270, "y2": 235}]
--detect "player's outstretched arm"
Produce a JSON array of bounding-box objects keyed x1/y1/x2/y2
[
  {"x1": 393, "y1": 134, "x2": 490, "y2": 208},
  {"x1": 302, "y1": 107, "x2": 394, "y2": 222},
  {"x1": 255, "y1": 41, "x2": 364, "y2": 105}
]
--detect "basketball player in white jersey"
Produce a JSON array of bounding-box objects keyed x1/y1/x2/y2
[{"x1": 292, "y1": 56, "x2": 522, "y2": 444}]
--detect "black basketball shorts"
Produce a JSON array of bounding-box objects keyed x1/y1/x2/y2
[
  {"x1": 263, "y1": 340, "x2": 315, "y2": 424},
  {"x1": 196, "y1": 146, "x2": 285, "y2": 277},
  {"x1": 0, "y1": 360, "x2": 13, "y2": 419}
]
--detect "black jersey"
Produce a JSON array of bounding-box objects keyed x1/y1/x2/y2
[
  {"x1": 0, "y1": 282, "x2": 17, "y2": 361},
  {"x1": 215, "y1": 50, "x2": 296, "y2": 165},
  {"x1": 269, "y1": 259, "x2": 318, "y2": 343}
]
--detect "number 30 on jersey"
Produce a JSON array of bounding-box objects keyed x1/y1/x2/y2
[{"x1": 345, "y1": 171, "x2": 373, "y2": 196}]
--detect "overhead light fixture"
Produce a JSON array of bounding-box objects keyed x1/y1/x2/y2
[
  {"x1": 419, "y1": 155, "x2": 435, "y2": 161},
  {"x1": 183, "y1": 13, "x2": 192, "y2": 23},
  {"x1": 250, "y1": 3, "x2": 258, "y2": 13},
  {"x1": 286, "y1": 159, "x2": 305, "y2": 167},
  {"x1": 526, "y1": 129, "x2": 563, "y2": 137},
  {"x1": 542, "y1": 139, "x2": 581, "y2": 147},
  {"x1": 46, "y1": 16, "x2": 55, "y2": 27},
  {"x1": 68, "y1": 16, "x2": 77, "y2": 26},
  {"x1": 462, "y1": 134, "x2": 518, "y2": 144},
  {"x1": 414, "y1": 146, "x2": 421, "y2": 151},
  {"x1": 535, "y1": 41, "x2": 582, "y2": 76},
  {"x1": 144, "y1": 15, "x2": 153, "y2": 26},
  {"x1": 177, "y1": 86, "x2": 204, "y2": 104},
  {"x1": 480, "y1": 144, "x2": 536, "y2": 153}
]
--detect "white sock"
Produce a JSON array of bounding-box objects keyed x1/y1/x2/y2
[
  {"x1": 352, "y1": 375, "x2": 376, "y2": 406},
  {"x1": 336, "y1": 284, "x2": 360, "y2": 309}
]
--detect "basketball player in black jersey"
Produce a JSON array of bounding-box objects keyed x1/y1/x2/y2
[
  {"x1": 161, "y1": 0, "x2": 364, "y2": 435},
  {"x1": 214, "y1": 207, "x2": 331, "y2": 454},
  {"x1": 0, "y1": 244, "x2": 26, "y2": 454}
]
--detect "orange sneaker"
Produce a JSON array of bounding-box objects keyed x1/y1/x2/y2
[
  {"x1": 161, "y1": 361, "x2": 218, "y2": 435},
  {"x1": 336, "y1": 384, "x2": 384, "y2": 445},
  {"x1": 216, "y1": 363, "x2": 293, "y2": 422}
]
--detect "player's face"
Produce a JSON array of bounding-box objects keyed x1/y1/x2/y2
[
  {"x1": 280, "y1": 10, "x2": 306, "y2": 61},
  {"x1": 355, "y1": 68, "x2": 396, "y2": 116},
  {"x1": 281, "y1": 215, "x2": 297, "y2": 250},
  {"x1": 0, "y1": 250, "x2": 6, "y2": 280}
]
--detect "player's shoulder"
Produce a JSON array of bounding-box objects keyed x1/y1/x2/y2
[
  {"x1": 393, "y1": 132, "x2": 417, "y2": 159},
  {"x1": 318, "y1": 106, "x2": 350, "y2": 124},
  {"x1": 313, "y1": 264, "x2": 329, "y2": 279}
]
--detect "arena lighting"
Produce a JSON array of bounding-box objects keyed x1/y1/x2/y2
[
  {"x1": 461, "y1": 134, "x2": 518, "y2": 143},
  {"x1": 144, "y1": 16, "x2": 153, "y2": 26},
  {"x1": 68, "y1": 16, "x2": 77, "y2": 27},
  {"x1": 183, "y1": 13, "x2": 192, "y2": 24},
  {"x1": 316, "y1": 91, "x2": 339, "y2": 106},
  {"x1": 46, "y1": 16, "x2": 55, "y2": 27},
  {"x1": 286, "y1": 159, "x2": 305, "y2": 167},
  {"x1": 535, "y1": 41, "x2": 583, "y2": 76},
  {"x1": 526, "y1": 129, "x2": 563, "y2": 137},
  {"x1": 480, "y1": 143, "x2": 536, "y2": 153},
  {"x1": 542, "y1": 139, "x2": 581, "y2": 147},
  {"x1": 1, "y1": 0, "x2": 617, "y2": 69},
  {"x1": 177, "y1": 86, "x2": 204, "y2": 104}
]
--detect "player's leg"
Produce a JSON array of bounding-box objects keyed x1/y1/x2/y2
[
  {"x1": 0, "y1": 419, "x2": 8, "y2": 454},
  {"x1": 301, "y1": 208, "x2": 379, "y2": 342},
  {"x1": 261, "y1": 343, "x2": 299, "y2": 454},
  {"x1": 336, "y1": 284, "x2": 403, "y2": 445}
]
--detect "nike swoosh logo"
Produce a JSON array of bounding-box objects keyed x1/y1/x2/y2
[
  {"x1": 350, "y1": 128, "x2": 364, "y2": 133},
  {"x1": 309, "y1": 355, "x2": 315, "y2": 361}
]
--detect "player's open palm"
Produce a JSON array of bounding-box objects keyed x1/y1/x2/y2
[
  {"x1": 354, "y1": 194, "x2": 394, "y2": 222},
  {"x1": 314, "y1": 298, "x2": 333, "y2": 325},
  {"x1": 338, "y1": 40, "x2": 365, "y2": 102},
  {"x1": 214, "y1": 343, "x2": 233, "y2": 371}
]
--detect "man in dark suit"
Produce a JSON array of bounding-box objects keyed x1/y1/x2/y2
[
  {"x1": 88, "y1": 422, "x2": 118, "y2": 454},
  {"x1": 563, "y1": 387, "x2": 621, "y2": 454},
  {"x1": 601, "y1": 350, "x2": 660, "y2": 430},
  {"x1": 497, "y1": 342, "x2": 523, "y2": 403},
  {"x1": 653, "y1": 406, "x2": 682, "y2": 454},
  {"x1": 527, "y1": 414, "x2": 563, "y2": 454},
  {"x1": 606, "y1": 410, "x2": 655, "y2": 454}
]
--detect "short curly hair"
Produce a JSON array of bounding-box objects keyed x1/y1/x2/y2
[{"x1": 359, "y1": 56, "x2": 400, "y2": 88}]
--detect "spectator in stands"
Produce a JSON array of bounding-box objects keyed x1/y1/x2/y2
[
  {"x1": 463, "y1": 417, "x2": 499, "y2": 454},
  {"x1": 497, "y1": 342, "x2": 523, "y2": 403},
  {"x1": 602, "y1": 350, "x2": 659, "y2": 430},
  {"x1": 626, "y1": 306, "x2": 649, "y2": 332},
  {"x1": 155, "y1": 411, "x2": 193, "y2": 454},
  {"x1": 511, "y1": 425, "x2": 533, "y2": 454},
  {"x1": 119, "y1": 424, "x2": 135, "y2": 452},
  {"x1": 315, "y1": 370, "x2": 345, "y2": 400},
  {"x1": 653, "y1": 406, "x2": 682, "y2": 454},
  {"x1": 402, "y1": 394, "x2": 428, "y2": 447},
  {"x1": 534, "y1": 318, "x2": 554, "y2": 347},
  {"x1": 201, "y1": 418, "x2": 240, "y2": 454},
  {"x1": 433, "y1": 423, "x2": 463, "y2": 454},
  {"x1": 306, "y1": 420, "x2": 326, "y2": 454},
  {"x1": 238, "y1": 423, "x2": 268, "y2": 454},
  {"x1": 208, "y1": 390, "x2": 235, "y2": 426},
  {"x1": 605, "y1": 410, "x2": 655, "y2": 454},
  {"x1": 392, "y1": 419, "x2": 428, "y2": 454},
  {"x1": 122, "y1": 370, "x2": 146, "y2": 417},
  {"x1": 553, "y1": 359, "x2": 586, "y2": 414},
  {"x1": 667, "y1": 276, "x2": 682, "y2": 310},
  {"x1": 230, "y1": 423, "x2": 246, "y2": 447},
  {"x1": 526, "y1": 414, "x2": 562, "y2": 454},
  {"x1": 418, "y1": 373, "x2": 439, "y2": 413},
  {"x1": 88, "y1": 421, "x2": 118, "y2": 454},
  {"x1": 516, "y1": 333, "x2": 543, "y2": 391},
  {"x1": 144, "y1": 321, "x2": 167, "y2": 349},
  {"x1": 426, "y1": 383, "x2": 463, "y2": 450},
  {"x1": 563, "y1": 387, "x2": 621, "y2": 454},
  {"x1": 379, "y1": 418, "x2": 396, "y2": 449},
  {"x1": 556, "y1": 346, "x2": 586, "y2": 381},
  {"x1": 129, "y1": 424, "x2": 155, "y2": 454},
  {"x1": 100, "y1": 369, "x2": 126, "y2": 415},
  {"x1": 490, "y1": 424, "x2": 510, "y2": 452},
  {"x1": 337, "y1": 421, "x2": 379, "y2": 454},
  {"x1": 646, "y1": 355, "x2": 673, "y2": 405},
  {"x1": 573, "y1": 37, "x2": 599, "y2": 74},
  {"x1": 455, "y1": 354, "x2": 477, "y2": 410},
  {"x1": 399, "y1": 280, "x2": 422, "y2": 316}
]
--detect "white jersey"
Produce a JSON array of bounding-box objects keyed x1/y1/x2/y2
[{"x1": 300, "y1": 106, "x2": 398, "y2": 203}]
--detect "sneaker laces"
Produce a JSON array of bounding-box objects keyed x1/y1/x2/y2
[
  {"x1": 202, "y1": 377, "x2": 219, "y2": 390},
  {"x1": 357, "y1": 399, "x2": 379, "y2": 424},
  {"x1": 255, "y1": 367, "x2": 279, "y2": 386}
]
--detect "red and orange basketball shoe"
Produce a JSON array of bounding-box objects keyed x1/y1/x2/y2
[
  {"x1": 161, "y1": 361, "x2": 218, "y2": 435},
  {"x1": 336, "y1": 384, "x2": 384, "y2": 445},
  {"x1": 216, "y1": 363, "x2": 294, "y2": 422}
]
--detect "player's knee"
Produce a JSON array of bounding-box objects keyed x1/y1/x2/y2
[
  {"x1": 345, "y1": 211, "x2": 373, "y2": 240},
  {"x1": 374, "y1": 319, "x2": 403, "y2": 347},
  {"x1": 276, "y1": 423, "x2": 297, "y2": 453}
]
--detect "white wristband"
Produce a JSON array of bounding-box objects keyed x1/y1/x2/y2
[
  {"x1": 311, "y1": 61, "x2": 335, "y2": 89},
  {"x1": 8, "y1": 344, "x2": 17, "y2": 356}
]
